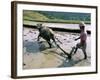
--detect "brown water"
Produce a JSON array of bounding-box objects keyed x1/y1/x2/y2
[{"x1": 23, "y1": 27, "x2": 91, "y2": 69}]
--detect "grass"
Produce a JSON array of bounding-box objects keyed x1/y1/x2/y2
[{"x1": 23, "y1": 10, "x2": 90, "y2": 24}]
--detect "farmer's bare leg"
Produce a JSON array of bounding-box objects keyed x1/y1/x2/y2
[
  {"x1": 82, "y1": 43, "x2": 87, "y2": 59},
  {"x1": 74, "y1": 43, "x2": 80, "y2": 54},
  {"x1": 82, "y1": 49, "x2": 87, "y2": 59}
]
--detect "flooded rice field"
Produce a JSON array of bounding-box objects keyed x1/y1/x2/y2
[
  {"x1": 23, "y1": 27, "x2": 91, "y2": 69},
  {"x1": 24, "y1": 21, "x2": 91, "y2": 31}
]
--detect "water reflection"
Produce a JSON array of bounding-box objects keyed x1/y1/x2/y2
[{"x1": 23, "y1": 40, "x2": 50, "y2": 53}]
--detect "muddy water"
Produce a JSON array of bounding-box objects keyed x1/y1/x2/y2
[{"x1": 23, "y1": 27, "x2": 91, "y2": 69}]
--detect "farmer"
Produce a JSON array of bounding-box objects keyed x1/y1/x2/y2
[{"x1": 74, "y1": 21, "x2": 87, "y2": 59}]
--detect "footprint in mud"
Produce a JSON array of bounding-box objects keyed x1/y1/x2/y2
[
  {"x1": 23, "y1": 63, "x2": 26, "y2": 66},
  {"x1": 24, "y1": 35, "x2": 27, "y2": 36},
  {"x1": 64, "y1": 39, "x2": 66, "y2": 40},
  {"x1": 67, "y1": 41, "x2": 71, "y2": 43},
  {"x1": 25, "y1": 40, "x2": 28, "y2": 41},
  {"x1": 29, "y1": 30, "x2": 33, "y2": 33},
  {"x1": 73, "y1": 36, "x2": 76, "y2": 39}
]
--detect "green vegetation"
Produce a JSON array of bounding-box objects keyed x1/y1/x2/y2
[{"x1": 23, "y1": 10, "x2": 91, "y2": 24}]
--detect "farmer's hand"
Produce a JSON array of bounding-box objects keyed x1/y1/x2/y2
[
  {"x1": 74, "y1": 39, "x2": 77, "y2": 41},
  {"x1": 74, "y1": 37, "x2": 80, "y2": 41}
]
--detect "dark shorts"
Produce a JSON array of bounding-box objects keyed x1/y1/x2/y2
[{"x1": 76, "y1": 42, "x2": 86, "y2": 51}]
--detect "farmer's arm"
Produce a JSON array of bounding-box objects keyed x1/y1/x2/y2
[{"x1": 75, "y1": 36, "x2": 80, "y2": 41}]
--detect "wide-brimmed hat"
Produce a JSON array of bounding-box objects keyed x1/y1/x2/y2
[{"x1": 79, "y1": 21, "x2": 85, "y2": 27}]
